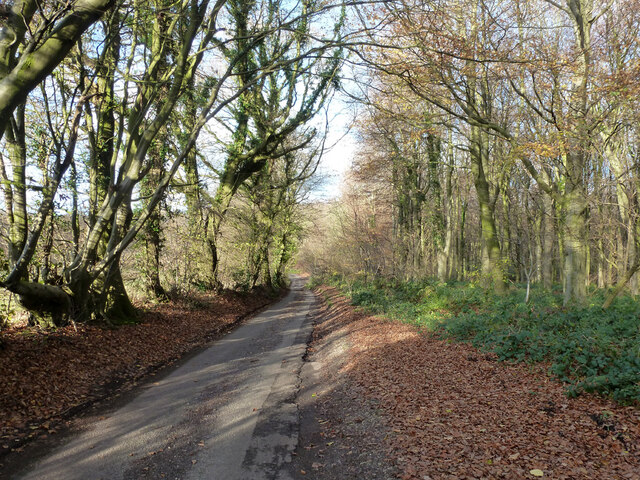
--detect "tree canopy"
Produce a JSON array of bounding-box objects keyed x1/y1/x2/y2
[{"x1": 3, "y1": 0, "x2": 640, "y2": 327}]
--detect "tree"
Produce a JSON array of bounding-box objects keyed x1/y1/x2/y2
[
  {"x1": 0, "y1": 0, "x2": 349, "y2": 323},
  {"x1": 0, "y1": 0, "x2": 115, "y2": 137},
  {"x1": 348, "y1": 0, "x2": 640, "y2": 304},
  {"x1": 1, "y1": 0, "x2": 217, "y2": 322},
  {"x1": 202, "y1": 0, "x2": 345, "y2": 288}
]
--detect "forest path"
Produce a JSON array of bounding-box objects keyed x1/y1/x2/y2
[{"x1": 15, "y1": 275, "x2": 314, "y2": 480}]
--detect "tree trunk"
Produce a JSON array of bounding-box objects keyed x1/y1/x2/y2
[
  {"x1": 459, "y1": 199, "x2": 467, "y2": 279},
  {"x1": 562, "y1": 181, "x2": 589, "y2": 305},
  {"x1": 554, "y1": 196, "x2": 564, "y2": 288},
  {"x1": 206, "y1": 219, "x2": 223, "y2": 290},
  {"x1": 603, "y1": 260, "x2": 640, "y2": 309},
  {"x1": 501, "y1": 192, "x2": 512, "y2": 280},
  {"x1": 12, "y1": 281, "x2": 71, "y2": 328},
  {"x1": 608, "y1": 139, "x2": 636, "y2": 292},
  {"x1": 143, "y1": 209, "x2": 166, "y2": 300},
  {"x1": 182, "y1": 85, "x2": 204, "y2": 236},
  {"x1": 470, "y1": 125, "x2": 506, "y2": 293},
  {"x1": 534, "y1": 208, "x2": 543, "y2": 284},
  {"x1": 5, "y1": 107, "x2": 28, "y2": 270},
  {"x1": 103, "y1": 260, "x2": 137, "y2": 321},
  {"x1": 561, "y1": 0, "x2": 593, "y2": 305},
  {"x1": 597, "y1": 235, "x2": 605, "y2": 289},
  {"x1": 141, "y1": 158, "x2": 167, "y2": 299},
  {"x1": 274, "y1": 227, "x2": 293, "y2": 288},
  {"x1": 628, "y1": 224, "x2": 638, "y2": 295}
]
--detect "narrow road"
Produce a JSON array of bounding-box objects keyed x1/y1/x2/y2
[{"x1": 15, "y1": 276, "x2": 314, "y2": 480}]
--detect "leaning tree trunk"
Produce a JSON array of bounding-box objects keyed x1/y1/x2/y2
[{"x1": 12, "y1": 281, "x2": 72, "y2": 328}]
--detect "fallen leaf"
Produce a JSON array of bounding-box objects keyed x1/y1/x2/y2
[{"x1": 0, "y1": 291, "x2": 276, "y2": 459}]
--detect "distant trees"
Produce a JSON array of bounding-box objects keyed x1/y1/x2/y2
[
  {"x1": 201, "y1": 0, "x2": 344, "y2": 288},
  {"x1": 237, "y1": 139, "x2": 324, "y2": 289}
]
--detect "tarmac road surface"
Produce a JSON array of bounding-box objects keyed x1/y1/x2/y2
[{"x1": 14, "y1": 275, "x2": 314, "y2": 480}]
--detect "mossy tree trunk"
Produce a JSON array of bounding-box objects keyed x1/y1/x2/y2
[
  {"x1": 559, "y1": 0, "x2": 593, "y2": 305},
  {"x1": 470, "y1": 124, "x2": 506, "y2": 293},
  {"x1": 3, "y1": 104, "x2": 28, "y2": 272},
  {"x1": 81, "y1": 9, "x2": 136, "y2": 322},
  {"x1": 140, "y1": 52, "x2": 171, "y2": 300}
]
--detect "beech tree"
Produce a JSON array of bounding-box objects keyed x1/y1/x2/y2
[
  {"x1": 197, "y1": 0, "x2": 345, "y2": 288},
  {"x1": 0, "y1": 0, "x2": 346, "y2": 324},
  {"x1": 282, "y1": 0, "x2": 640, "y2": 308},
  {"x1": 351, "y1": 0, "x2": 511, "y2": 291}
]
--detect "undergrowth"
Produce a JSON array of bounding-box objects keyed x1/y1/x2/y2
[{"x1": 314, "y1": 274, "x2": 640, "y2": 404}]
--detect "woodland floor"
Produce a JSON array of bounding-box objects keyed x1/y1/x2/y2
[
  {"x1": 294, "y1": 286, "x2": 640, "y2": 480},
  {"x1": 2, "y1": 284, "x2": 640, "y2": 479},
  {"x1": 0, "y1": 288, "x2": 277, "y2": 466}
]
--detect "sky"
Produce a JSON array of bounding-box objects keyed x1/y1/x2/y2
[{"x1": 311, "y1": 95, "x2": 359, "y2": 201}]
